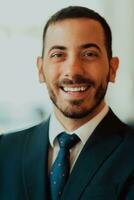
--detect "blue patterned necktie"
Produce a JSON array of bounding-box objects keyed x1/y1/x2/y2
[{"x1": 49, "y1": 132, "x2": 80, "y2": 200}]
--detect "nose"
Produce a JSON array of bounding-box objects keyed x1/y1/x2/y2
[{"x1": 63, "y1": 55, "x2": 85, "y2": 78}]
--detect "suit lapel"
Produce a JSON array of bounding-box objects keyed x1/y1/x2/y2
[
  {"x1": 23, "y1": 119, "x2": 50, "y2": 200},
  {"x1": 61, "y1": 110, "x2": 125, "y2": 200}
]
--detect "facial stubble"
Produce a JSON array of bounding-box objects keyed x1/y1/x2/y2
[{"x1": 45, "y1": 72, "x2": 110, "y2": 119}]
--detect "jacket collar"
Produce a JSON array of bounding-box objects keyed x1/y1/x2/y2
[
  {"x1": 23, "y1": 119, "x2": 50, "y2": 200},
  {"x1": 23, "y1": 110, "x2": 126, "y2": 200},
  {"x1": 61, "y1": 109, "x2": 125, "y2": 200}
]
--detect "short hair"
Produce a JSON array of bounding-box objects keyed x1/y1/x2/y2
[{"x1": 42, "y1": 6, "x2": 112, "y2": 59}]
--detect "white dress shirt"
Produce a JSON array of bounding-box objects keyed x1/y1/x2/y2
[{"x1": 48, "y1": 105, "x2": 109, "y2": 172}]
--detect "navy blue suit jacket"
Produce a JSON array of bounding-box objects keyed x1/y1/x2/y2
[{"x1": 0, "y1": 109, "x2": 134, "y2": 200}]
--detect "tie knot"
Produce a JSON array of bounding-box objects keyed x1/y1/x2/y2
[{"x1": 58, "y1": 132, "x2": 80, "y2": 149}]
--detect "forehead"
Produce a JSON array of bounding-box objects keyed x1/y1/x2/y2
[{"x1": 44, "y1": 18, "x2": 105, "y2": 50}]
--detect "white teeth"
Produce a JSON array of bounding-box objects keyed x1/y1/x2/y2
[{"x1": 63, "y1": 87, "x2": 87, "y2": 92}]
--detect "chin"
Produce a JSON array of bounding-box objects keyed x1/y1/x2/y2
[{"x1": 58, "y1": 105, "x2": 96, "y2": 119}]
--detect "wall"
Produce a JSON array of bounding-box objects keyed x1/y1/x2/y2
[{"x1": 0, "y1": 0, "x2": 134, "y2": 132}]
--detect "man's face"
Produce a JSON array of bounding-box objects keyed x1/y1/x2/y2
[{"x1": 38, "y1": 18, "x2": 118, "y2": 119}]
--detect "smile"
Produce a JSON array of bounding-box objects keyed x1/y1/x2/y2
[{"x1": 62, "y1": 86, "x2": 88, "y2": 92}]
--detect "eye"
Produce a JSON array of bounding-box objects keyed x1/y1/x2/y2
[
  {"x1": 49, "y1": 51, "x2": 66, "y2": 62},
  {"x1": 50, "y1": 52, "x2": 63, "y2": 58},
  {"x1": 81, "y1": 50, "x2": 98, "y2": 60}
]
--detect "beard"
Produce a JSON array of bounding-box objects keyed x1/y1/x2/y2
[{"x1": 46, "y1": 74, "x2": 109, "y2": 119}]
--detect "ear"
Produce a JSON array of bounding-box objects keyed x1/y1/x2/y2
[
  {"x1": 109, "y1": 57, "x2": 119, "y2": 83},
  {"x1": 37, "y1": 57, "x2": 45, "y2": 83}
]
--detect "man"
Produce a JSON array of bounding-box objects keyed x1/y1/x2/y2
[{"x1": 0, "y1": 6, "x2": 134, "y2": 200}]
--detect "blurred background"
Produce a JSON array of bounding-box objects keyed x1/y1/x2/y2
[{"x1": 0, "y1": 0, "x2": 134, "y2": 133}]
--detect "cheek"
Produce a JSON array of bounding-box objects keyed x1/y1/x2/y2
[
  {"x1": 93, "y1": 70, "x2": 110, "y2": 86},
  {"x1": 43, "y1": 69, "x2": 59, "y2": 89},
  {"x1": 44, "y1": 65, "x2": 60, "y2": 79}
]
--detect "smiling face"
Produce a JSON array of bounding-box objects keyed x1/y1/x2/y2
[{"x1": 37, "y1": 18, "x2": 118, "y2": 125}]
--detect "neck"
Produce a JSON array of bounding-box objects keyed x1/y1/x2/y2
[{"x1": 54, "y1": 102, "x2": 106, "y2": 132}]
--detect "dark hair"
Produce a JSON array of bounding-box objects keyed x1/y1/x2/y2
[{"x1": 42, "y1": 6, "x2": 112, "y2": 59}]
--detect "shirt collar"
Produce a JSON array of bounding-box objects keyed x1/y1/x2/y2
[{"x1": 49, "y1": 104, "x2": 109, "y2": 147}]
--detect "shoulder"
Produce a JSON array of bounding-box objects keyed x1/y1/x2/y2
[
  {"x1": 102, "y1": 108, "x2": 134, "y2": 143},
  {"x1": 0, "y1": 119, "x2": 50, "y2": 168},
  {"x1": 121, "y1": 124, "x2": 134, "y2": 148},
  {"x1": 109, "y1": 109, "x2": 134, "y2": 147},
  {"x1": 0, "y1": 118, "x2": 50, "y2": 147}
]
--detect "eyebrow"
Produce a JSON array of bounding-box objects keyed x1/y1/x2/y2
[
  {"x1": 48, "y1": 43, "x2": 101, "y2": 53},
  {"x1": 80, "y1": 43, "x2": 101, "y2": 52},
  {"x1": 48, "y1": 45, "x2": 67, "y2": 53}
]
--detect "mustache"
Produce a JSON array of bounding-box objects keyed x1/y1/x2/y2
[{"x1": 56, "y1": 75, "x2": 96, "y2": 87}]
